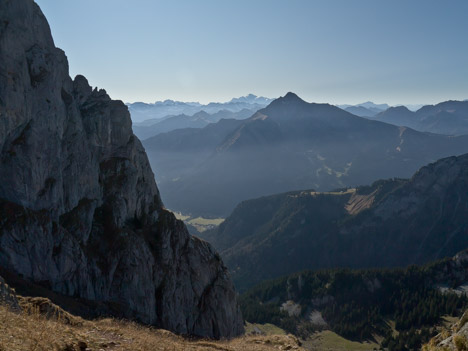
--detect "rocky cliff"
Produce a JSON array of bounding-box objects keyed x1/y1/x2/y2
[{"x1": 0, "y1": 0, "x2": 243, "y2": 338}]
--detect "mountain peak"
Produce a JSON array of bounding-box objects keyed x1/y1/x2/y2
[
  {"x1": 282, "y1": 92, "x2": 303, "y2": 101},
  {"x1": 277, "y1": 92, "x2": 305, "y2": 103},
  {"x1": 387, "y1": 105, "x2": 412, "y2": 113},
  {"x1": 229, "y1": 94, "x2": 272, "y2": 104}
]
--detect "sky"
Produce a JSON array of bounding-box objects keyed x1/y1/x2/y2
[{"x1": 35, "y1": 0, "x2": 468, "y2": 105}]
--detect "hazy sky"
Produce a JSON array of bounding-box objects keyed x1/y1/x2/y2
[{"x1": 35, "y1": 0, "x2": 468, "y2": 105}]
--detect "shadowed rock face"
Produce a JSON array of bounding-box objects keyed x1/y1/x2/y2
[{"x1": 0, "y1": 0, "x2": 243, "y2": 338}]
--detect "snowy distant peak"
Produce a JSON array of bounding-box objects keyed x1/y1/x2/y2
[
  {"x1": 127, "y1": 94, "x2": 273, "y2": 123},
  {"x1": 229, "y1": 94, "x2": 273, "y2": 105},
  {"x1": 153, "y1": 100, "x2": 201, "y2": 107}
]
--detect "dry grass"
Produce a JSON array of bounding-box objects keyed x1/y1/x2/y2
[
  {"x1": 454, "y1": 334, "x2": 468, "y2": 351},
  {"x1": 422, "y1": 310, "x2": 468, "y2": 351},
  {"x1": 302, "y1": 330, "x2": 379, "y2": 351},
  {"x1": 0, "y1": 300, "x2": 305, "y2": 351}
]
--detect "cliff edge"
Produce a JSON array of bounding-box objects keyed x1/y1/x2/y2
[{"x1": 0, "y1": 0, "x2": 243, "y2": 338}]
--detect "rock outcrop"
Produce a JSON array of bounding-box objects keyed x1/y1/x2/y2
[
  {"x1": 0, "y1": 0, "x2": 243, "y2": 338},
  {"x1": 424, "y1": 309, "x2": 468, "y2": 350},
  {"x1": 0, "y1": 275, "x2": 19, "y2": 310}
]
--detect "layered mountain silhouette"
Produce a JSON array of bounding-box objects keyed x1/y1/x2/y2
[
  {"x1": 127, "y1": 94, "x2": 272, "y2": 123},
  {"x1": 203, "y1": 153, "x2": 468, "y2": 290},
  {"x1": 338, "y1": 102, "x2": 390, "y2": 117},
  {"x1": 143, "y1": 93, "x2": 468, "y2": 217},
  {"x1": 132, "y1": 108, "x2": 254, "y2": 140},
  {"x1": 372, "y1": 100, "x2": 468, "y2": 135}
]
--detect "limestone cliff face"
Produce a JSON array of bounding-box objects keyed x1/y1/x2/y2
[{"x1": 0, "y1": 0, "x2": 243, "y2": 338}]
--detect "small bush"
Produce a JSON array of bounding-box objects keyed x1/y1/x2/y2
[{"x1": 454, "y1": 334, "x2": 468, "y2": 351}]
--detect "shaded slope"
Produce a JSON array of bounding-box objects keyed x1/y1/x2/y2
[
  {"x1": 240, "y1": 251, "x2": 468, "y2": 346},
  {"x1": 204, "y1": 153, "x2": 468, "y2": 290}
]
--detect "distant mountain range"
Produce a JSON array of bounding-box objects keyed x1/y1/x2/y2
[
  {"x1": 338, "y1": 102, "x2": 427, "y2": 118},
  {"x1": 132, "y1": 109, "x2": 254, "y2": 140},
  {"x1": 203, "y1": 153, "x2": 468, "y2": 290},
  {"x1": 143, "y1": 93, "x2": 468, "y2": 217},
  {"x1": 338, "y1": 101, "x2": 390, "y2": 117},
  {"x1": 371, "y1": 100, "x2": 468, "y2": 135},
  {"x1": 339, "y1": 100, "x2": 468, "y2": 135},
  {"x1": 127, "y1": 94, "x2": 272, "y2": 123}
]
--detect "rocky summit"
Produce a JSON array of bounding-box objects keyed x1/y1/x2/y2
[{"x1": 0, "y1": 0, "x2": 243, "y2": 338}]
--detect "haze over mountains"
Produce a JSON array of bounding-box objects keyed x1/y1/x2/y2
[
  {"x1": 372, "y1": 100, "x2": 468, "y2": 135},
  {"x1": 337, "y1": 101, "x2": 390, "y2": 117},
  {"x1": 127, "y1": 94, "x2": 273, "y2": 123},
  {"x1": 143, "y1": 92, "x2": 468, "y2": 217},
  {"x1": 132, "y1": 108, "x2": 254, "y2": 140},
  {"x1": 3, "y1": 0, "x2": 468, "y2": 349}
]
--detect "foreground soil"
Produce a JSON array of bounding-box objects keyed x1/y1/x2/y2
[{"x1": 0, "y1": 298, "x2": 304, "y2": 351}]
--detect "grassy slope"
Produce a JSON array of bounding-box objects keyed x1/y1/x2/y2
[
  {"x1": 0, "y1": 299, "x2": 305, "y2": 351},
  {"x1": 245, "y1": 322, "x2": 379, "y2": 351},
  {"x1": 303, "y1": 330, "x2": 379, "y2": 351}
]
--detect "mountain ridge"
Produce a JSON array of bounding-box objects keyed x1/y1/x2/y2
[
  {"x1": 373, "y1": 100, "x2": 468, "y2": 135},
  {"x1": 144, "y1": 93, "x2": 468, "y2": 217},
  {"x1": 127, "y1": 94, "x2": 272, "y2": 123},
  {"x1": 202, "y1": 152, "x2": 468, "y2": 290},
  {"x1": 132, "y1": 108, "x2": 254, "y2": 140}
]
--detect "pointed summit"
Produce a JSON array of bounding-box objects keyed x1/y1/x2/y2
[
  {"x1": 282, "y1": 92, "x2": 304, "y2": 102},
  {"x1": 267, "y1": 92, "x2": 307, "y2": 109}
]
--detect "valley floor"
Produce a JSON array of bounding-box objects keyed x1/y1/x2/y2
[{"x1": 172, "y1": 211, "x2": 224, "y2": 233}]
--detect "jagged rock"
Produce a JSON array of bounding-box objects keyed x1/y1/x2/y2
[
  {"x1": 0, "y1": 0, "x2": 243, "y2": 338},
  {"x1": 0, "y1": 275, "x2": 20, "y2": 310}
]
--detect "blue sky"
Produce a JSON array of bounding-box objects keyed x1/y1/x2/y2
[{"x1": 35, "y1": 0, "x2": 468, "y2": 105}]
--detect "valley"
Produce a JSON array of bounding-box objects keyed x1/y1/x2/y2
[
  {"x1": 172, "y1": 211, "x2": 224, "y2": 234},
  {"x1": 1, "y1": 0, "x2": 468, "y2": 350}
]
